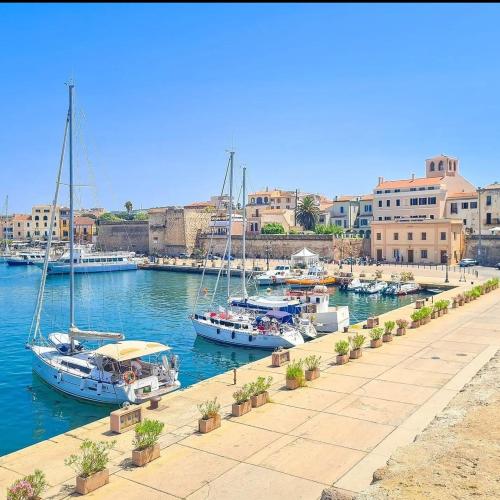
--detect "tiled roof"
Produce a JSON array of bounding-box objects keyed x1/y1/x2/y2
[
  {"x1": 184, "y1": 201, "x2": 215, "y2": 208},
  {"x1": 12, "y1": 214, "x2": 32, "y2": 221},
  {"x1": 484, "y1": 182, "x2": 500, "y2": 190},
  {"x1": 74, "y1": 216, "x2": 95, "y2": 225},
  {"x1": 334, "y1": 195, "x2": 357, "y2": 202},
  {"x1": 446, "y1": 191, "x2": 477, "y2": 199},
  {"x1": 376, "y1": 177, "x2": 444, "y2": 189},
  {"x1": 360, "y1": 194, "x2": 374, "y2": 201}
]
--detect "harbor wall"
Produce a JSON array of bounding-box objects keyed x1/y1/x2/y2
[
  {"x1": 465, "y1": 235, "x2": 500, "y2": 266},
  {"x1": 199, "y1": 234, "x2": 371, "y2": 260},
  {"x1": 96, "y1": 220, "x2": 149, "y2": 254}
]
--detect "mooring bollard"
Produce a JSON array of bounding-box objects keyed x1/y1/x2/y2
[{"x1": 233, "y1": 368, "x2": 237, "y2": 385}]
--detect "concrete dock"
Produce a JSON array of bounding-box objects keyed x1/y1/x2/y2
[{"x1": 1, "y1": 280, "x2": 498, "y2": 499}]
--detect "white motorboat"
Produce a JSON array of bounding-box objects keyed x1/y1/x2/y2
[
  {"x1": 27, "y1": 84, "x2": 180, "y2": 404},
  {"x1": 192, "y1": 157, "x2": 305, "y2": 349},
  {"x1": 7, "y1": 251, "x2": 45, "y2": 266},
  {"x1": 385, "y1": 281, "x2": 421, "y2": 296},
  {"x1": 360, "y1": 280, "x2": 388, "y2": 294},
  {"x1": 255, "y1": 265, "x2": 294, "y2": 286},
  {"x1": 347, "y1": 278, "x2": 363, "y2": 291}
]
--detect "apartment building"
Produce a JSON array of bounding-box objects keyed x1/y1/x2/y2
[
  {"x1": 358, "y1": 195, "x2": 374, "y2": 236},
  {"x1": 445, "y1": 191, "x2": 478, "y2": 234},
  {"x1": 480, "y1": 182, "x2": 500, "y2": 233},
  {"x1": 31, "y1": 205, "x2": 60, "y2": 240},
  {"x1": 371, "y1": 154, "x2": 474, "y2": 264}
]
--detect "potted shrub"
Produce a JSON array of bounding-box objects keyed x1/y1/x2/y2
[
  {"x1": 286, "y1": 360, "x2": 305, "y2": 389},
  {"x1": 396, "y1": 319, "x2": 408, "y2": 336},
  {"x1": 383, "y1": 320, "x2": 395, "y2": 342},
  {"x1": 249, "y1": 376, "x2": 273, "y2": 407},
  {"x1": 65, "y1": 439, "x2": 115, "y2": 495},
  {"x1": 410, "y1": 310, "x2": 422, "y2": 328},
  {"x1": 232, "y1": 383, "x2": 252, "y2": 416},
  {"x1": 304, "y1": 355, "x2": 322, "y2": 381},
  {"x1": 370, "y1": 327, "x2": 384, "y2": 348},
  {"x1": 458, "y1": 293, "x2": 465, "y2": 306},
  {"x1": 132, "y1": 419, "x2": 164, "y2": 467},
  {"x1": 7, "y1": 469, "x2": 47, "y2": 500},
  {"x1": 452, "y1": 296, "x2": 459, "y2": 309},
  {"x1": 420, "y1": 306, "x2": 432, "y2": 324},
  {"x1": 431, "y1": 306, "x2": 439, "y2": 320},
  {"x1": 197, "y1": 397, "x2": 221, "y2": 433},
  {"x1": 334, "y1": 339, "x2": 350, "y2": 364},
  {"x1": 349, "y1": 333, "x2": 366, "y2": 359}
]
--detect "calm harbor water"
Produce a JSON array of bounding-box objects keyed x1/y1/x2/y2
[{"x1": 0, "y1": 264, "x2": 432, "y2": 456}]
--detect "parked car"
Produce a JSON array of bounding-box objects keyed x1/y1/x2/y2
[
  {"x1": 459, "y1": 258, "x2": 478, "y2": 267},
  {"x1": 496, "y1": 262, "x2": 500, "y2": 270}
]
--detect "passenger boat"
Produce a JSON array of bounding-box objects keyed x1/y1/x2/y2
[
  {"x1": 191, "y1": 156, "x2": 305, "y2": 349},
  {"x1": 27, "y1": 84, "x2": 180, "y2": 404},
  {"x1": 285, "y1": 265, "x2": 336, "y2": 288},
  {"x1": 255, "y1": 265, "x2": 295, "y2": 286},
  {"x1": 40, "y1": 247, "x2": 137, "y2": 274},
  {"x1": 7, "y1": 251, "x2": 45, "y2": 266},
  {"x1": 384, "y1": 281, "x2": 421, "y2": 296}
]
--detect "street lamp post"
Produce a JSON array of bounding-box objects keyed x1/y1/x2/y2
[
  {"x1": 349, "y1": 240, "x2": 353, "y2": 274},
  {"x1": 444, "y1": 253, "x2": 449, "y2": 283},
  {"x1": 477, "y1": 187, "x2": 483, "y2": 265},
  {"x1": 265, "y1": 242, "x2": 271, "y2": 271}
]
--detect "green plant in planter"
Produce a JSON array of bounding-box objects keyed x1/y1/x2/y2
[
  {"x1": 370, "y1": 327, "x2": 384, "y2": 340},
  {"x1": 334, "y1": 339, "x2": 350, "y2": 356},
  {"x1": 198, "y1": 397, "x2": 221, "y2": 420},
  {"x1": 384, "y1": 320, "x2": 396, "y2": 334},
  {"x1": 396, "y1": 319, "x2": 408, "y2": 329},
  {"x1": 249, "y1": 376, "x2": 273, "y2": 397},
  {"x1": 286, "y1": 360, "x2": 305, "y2": 385},
  {"x1": 133, "y1": 419, "x2": 165, "y2": 451},
  {"x1": 349, "y1": 333, "x2": 366, "y2": 350},
  {"x1": 304, "y1": 355, "x2": 322, "y2": 371},
  {"x1": 233, "y1": 384, "x2": 251, "y2": 404},
  {"x1": 7, "y1": 469, "x2": 47, "y2": 500},
  {"x1": 65, "y1": 439, "x2": 116, "y2": 478},
  {"x1": 419, "y1": 306, "x2": 432, "y2": 319},
  {"x1": 410, "y1": 310, "x2": 421, "y2": 322}
]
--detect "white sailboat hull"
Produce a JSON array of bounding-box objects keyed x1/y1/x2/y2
[{"x1": 191, "y1": 318, "x2": 303, "y2": 349}]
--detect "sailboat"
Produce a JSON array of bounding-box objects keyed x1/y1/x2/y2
[
  {"x1": 0, "y1": 196, "x2": 14, "y2": 263},
  {"x1": 191, "y1": 153, "x2": 304, "y2": 349},
  {"x1": 27, "y1": 84, "x2": 180, "y2": 404}
]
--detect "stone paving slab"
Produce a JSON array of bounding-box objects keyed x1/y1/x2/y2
[{"x1": 1, "y1": 283, "x2": 498, "y2": 500}]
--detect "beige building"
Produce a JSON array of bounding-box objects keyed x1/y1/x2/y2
[
  {"x1": 31, "y1": 205, "x2": 61, "y2": 240},
  {"x1": 445, "y1": 191, "x2": 478, "y2": 234},
  {"x1": 11, "y1": 214, "x2": 33, "y2": 240},
  {"x1": 148, "y1": 204, "x2": 213, "y2": 256},
  {"x1": 479, "y1": 182, "x2": 500, "y2": 234},
  {"x1": 371, "y1": 154, "x2": 475, "y2": 264},
  {"x1": 358, "y1": 194, "x2": 374, "y2": 236},
  {"x1": 74, "y1": 216, "x2": 97, "y2": 243}
]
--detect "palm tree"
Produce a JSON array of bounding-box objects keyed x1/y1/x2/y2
[
  {"x1": 296, "y1": 195, "x2": 319, "y2": 231},
  {"x1": 124, "y1": 201, "x2": 133, "y2": 214}
]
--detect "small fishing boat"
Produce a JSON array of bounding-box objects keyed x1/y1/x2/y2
[
  {"x1": 255, "y1": 265, "x2": 294, "y2": 286},
  {"x1": 346, "y1": 278, "x2": 363, "y2": 291},
  {"x1": 285, "y1": 265, "x2": 336, "y2": 289},
  {"x1": 7, "y1": 251, "x2": 45, "y2": 266},
  {"x1": 359, "y1": 280, "x2": 388, "y2": 294},
  {"x1": 384, "y1": 281, "x2": 421, "y2": 296}
]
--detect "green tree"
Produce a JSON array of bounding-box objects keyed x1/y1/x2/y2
[
  {"x1": 98, "y1": 212, "x2": 123, "y2": 222},
  {"x1": 315, "y1": 224, "x2": 344, "y2": 236},
  {"x1": 133, "y1": 211, "x2": 149, "y2": 221},
  {"x1": 296, "y1": 195, "x2": 319, "y2": 231},
  {"x1": 261, "y1": 223, "x2": 285, "y2": 234},
  {"x1": 124, "y1": 201, "x2": 133, "y2": 215}
]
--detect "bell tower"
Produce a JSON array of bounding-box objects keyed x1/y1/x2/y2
[{"x1": 426, "y1": 155, "x2": 459, "y2": 178}]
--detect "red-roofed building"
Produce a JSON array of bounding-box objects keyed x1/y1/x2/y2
[{"x1": 74, "y1": 216, "x2": 96, "y2": 243}]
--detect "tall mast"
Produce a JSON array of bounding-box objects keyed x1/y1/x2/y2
[
  {"x1": 5, "y1": 195, "x2": 9, "y2": 252},
  {"x1": 242, "y1": 166, "x2": 247, "y2": 299},
  {"x1": 227, "y1": 150, "x2": 234, "y2": 298},
  {"x1": 69, "y1": 83, "x2": 76, "y2": 340}
]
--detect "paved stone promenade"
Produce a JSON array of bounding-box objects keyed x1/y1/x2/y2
[{"x1": 1, "y1": 285, "x2": 498, "y2": 499}]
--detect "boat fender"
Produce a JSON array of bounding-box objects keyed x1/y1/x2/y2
[
  {"x1": 217, "y1": 328, "x2": 220, "y2": 334},
  {"x1": 80, "y1": 379, "x2": 86, "y2": 391},
  {"x1": 56, "y1": 371, "x2": 62, "y2": 383},
  {"x1": 231, "y1": 331, "x2": 235, "y2": 339},
  {"x1": 249, "y1": 335, "x2": 253, "y2": 342}
]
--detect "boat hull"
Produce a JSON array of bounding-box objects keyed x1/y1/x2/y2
[
  {"x1": 192, "y1": 318, "x2": 302, "y2": 349},
  {"x1": 46, "y1": 262, "x2": 138, "y2": 274}
]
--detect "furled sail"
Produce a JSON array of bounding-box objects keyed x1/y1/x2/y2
[{"x1": 69, "y1": 326, "x2": 124, "y2": 341}]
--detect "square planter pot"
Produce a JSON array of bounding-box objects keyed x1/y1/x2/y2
[
  {"x1": 411, "y1": 321, "x2": 420, "y2": 329},
  {"x1": 132, "y1": 444, "x2": 160, "y2": 467},
  {"x1": 382, "y1": 333, "x2": 393, "y2": 343},
  {"x1": 286, "y1": 377, "x2": 301, "y2": 390},
  {"x1": 232, "y1": 400, "x2": 252, "y2": 417},
  {"x1": 349, "y1": 348, "x2": 362, "y2": 359},
  {"x1": 305, "y1": 368, "x2": 320, "y2": 381},
  {"x1": 439, "y1": 310, "x2": 444, "y2": 317},
  {"x1": 370, "y1": 339, "x2": 382, "y2": 348},
  {"x1": 336, "y1": 354, "x2": 349, "y2": 365},
  {"x1": 431, "y1": 312, "x2": 438, "y2": 320},
  {"x1": 396, "y1": 328, "x2": 406, "y2": 336},
  {"x1": 443, "y1": 308, "x2": 448, "y2": 314},
  {"x1": 251, "y1": 392, "x2": 269, "y2": 408},
  {"x1": 198, "y1": 414, "x2": 221, "y2": 434},
  {"x1": 76, "y1": 469, "x2": 109, "y2": 495},
  {"x1": 452, "y1": 302, "x2": 458, "y2": 309}
]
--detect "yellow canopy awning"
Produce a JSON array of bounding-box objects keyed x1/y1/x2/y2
[{"x1": 93, "y1": 341, "x2": 171, "y2": 362}]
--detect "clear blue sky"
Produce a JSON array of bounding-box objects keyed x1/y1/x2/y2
[{"x1": 1, "y1": 3, "x2": 500, "y2": 213}]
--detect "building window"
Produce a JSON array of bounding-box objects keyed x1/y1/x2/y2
[
  {"x1": 364, "y1": 204, "x2": 372, "y2": 212},
  {"x1": 376, "y1": 233, "x2": 381, "y2": 241},
  {"x1": 470, "y1": 201, "x2": 477, "y2": 209},
  {"x1": 440, "y1": 232, "x2": 446, "y2": 240},
  {"x1": 378, "y1": 217, "x2": 382, "y2": 221},
  {"x1": 428, "y1": 197, "x2": 436, "y2": 205},
  {"x1": 251, "y1": 198, "x2": 255, "y2": 204},
  {"x1": 394, "y1": 232, "x2": 399, "y2": 240},
  {"x1": 421, "y1": 249, "x2": 428, "y2": 258},
  {"x1": 384, "y1": 216, "x2": 391, "y2": 220},
  {"x1": 461, "y1": 202, "x2": 469, "y2": 209},
  {"x1": 340, "y1": 206, "x2": 344, "y2": 214},
  {"x1": 396, "y1": 199, "x2": 400, "y2": 207},
  {"x1": 360, "y1": 219, "x2": 368, "y2": 226},
  {"x1": 430, "y1": 214, "x2": 434, "y2": 219},
  {"x1": 410, "y1": 198, "x2": 418, "y2": 206},
  {"x1": 34, "y1": 215, "x2": 39, "y2": 221},
  {"x1": 384, "y1": 190, "x2": 390, "y2": 194},
  {"x1": 421, "y1": 232, "x2": 427, "y2": 240},
  {"x1": 486, "y1": 195, "x2": 492, "y2": 206},
  {"x1": 463, "y1": 219, "x2": 467, "y2": 226},
  {"x1": 376, "y1": 190, "x2": 382, "y2": 194},
  {"x1": 450, "y1": 202, "x2": 458, "y2": 214},
  {"x1": 386, "y1": 200, "x2": 391, "y2": 207},
  {"x1": 263, "y1": 197, "x2": 268, "y2": 203},
  {"x1": 378, "y1": 200, "x2": 382, "y2": 207},
  {"x1": 410, "y1": 188, "x2": 417, "y2": 191},
  {"x1": 486, "y1": 213, "x2": 492, "y2": 225},
  {"x1": 419, "y1": 198, "x2": 427, "y2": 205},
  {"x1": 408, "y1": 232, "x2": 413, "y2": 240},
  {"x1": 430, "y1": 161, "x2": 435, "y2": 171},
  {"x1": 438, "y1": 161, "x2": 444, "y2": 171},
  {"x1": 43, "y1": 215, "x2": 48, "y2": 221}
]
